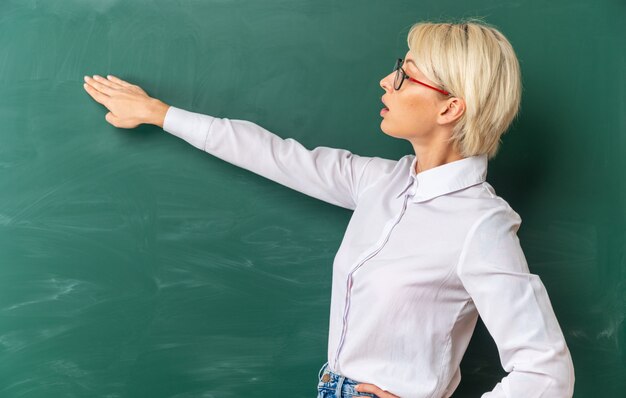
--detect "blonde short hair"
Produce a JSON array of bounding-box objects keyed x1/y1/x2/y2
[{"x1": 406, "y1": 18, "x2": 522, "y2": 159}]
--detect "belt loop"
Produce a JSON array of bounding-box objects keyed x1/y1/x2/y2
[
  {"x1": 336, "y1": 374, "x2": 346, "y2": 397},
  {"x1": 317, "y1": 360, "x2": 329, "y2": 380}
]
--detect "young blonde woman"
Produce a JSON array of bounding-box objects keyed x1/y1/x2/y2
[{"x1": 83, "y1": 19, "x2": 575, "y2": 398}]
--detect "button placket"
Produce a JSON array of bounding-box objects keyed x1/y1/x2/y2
[{"x1": 332, "y1": 192, "x2": 411, "y2": 370}]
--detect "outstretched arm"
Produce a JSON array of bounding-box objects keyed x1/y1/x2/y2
[
  {"x1": 83, "y1": 74, "x2": 389, "y2": 210},
  {"x1": 162, "y1": 106, "x2": 376, "y2": 210}
]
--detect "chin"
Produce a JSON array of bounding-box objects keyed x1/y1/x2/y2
[{"x1": 380, "y1": 123, "x2": 408, "y2": 139}]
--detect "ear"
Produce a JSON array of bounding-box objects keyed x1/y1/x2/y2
[{"x1": 438, "y1": 97, "x2": 465, "y2": 125}]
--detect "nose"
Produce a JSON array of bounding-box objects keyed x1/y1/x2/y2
[{"x1": 380, "y1": 72, "x2": 394, "y2": 92}]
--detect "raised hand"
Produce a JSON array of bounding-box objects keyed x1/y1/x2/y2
[{"x1": 83, "y1": 74, "x2": 169, "y2": 128}]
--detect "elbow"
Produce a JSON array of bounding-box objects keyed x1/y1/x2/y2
[
  {"x1": 544, "y1": 348, "x2": 576, "y2": 397},
  {"x1": 513, "y1": 345, "x2": 575, "y2": 397},
  {"x1": 560, "y1": 350, "x2": 576, "y2": 397}
]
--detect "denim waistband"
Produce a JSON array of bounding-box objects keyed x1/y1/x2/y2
[{"x1": 317, "y1": 361, "x2": 376, "y2": 397}]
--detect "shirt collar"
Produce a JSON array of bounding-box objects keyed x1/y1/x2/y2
[{"x1": 395, "y1": 154, "x2": 488, "y2": 203}]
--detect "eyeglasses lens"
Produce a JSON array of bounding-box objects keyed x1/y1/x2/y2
[{"x1": 393, "y1": 59, "x2": 403, "y2": 90}]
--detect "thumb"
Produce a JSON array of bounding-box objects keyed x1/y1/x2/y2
[{"x1": 105, "y1": 112, "x2": 119, "y2": 127}]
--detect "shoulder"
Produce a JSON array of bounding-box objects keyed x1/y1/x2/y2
[
  {"x1": 359, "y1": 154, "x2": 407, "y2": 189},
  {"x1": 453, "y1": 192, "x2": 530, "y2": 280},
  {"x1": 365, "y1": 154, "x2": 406, "y2": 174},
  {"x1": 456, "y1": 184, "x2": 524, "y2": 263},
  {"x1": 472, "y1": 182, "x2": 522, "y2": 225}
]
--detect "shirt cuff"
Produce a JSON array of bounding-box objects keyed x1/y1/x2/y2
[{"x1": 162, "y1": 105, "x2": 216, "y2": 151}]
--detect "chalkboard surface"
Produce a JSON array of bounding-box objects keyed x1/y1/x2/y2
[{"x1": 1, "y1": 0, "x2": 624, "y2": 397}]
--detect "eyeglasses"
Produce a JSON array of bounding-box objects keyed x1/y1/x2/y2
[{"x1": 393, "y1": 58, "x2": 451, "y2": 96}]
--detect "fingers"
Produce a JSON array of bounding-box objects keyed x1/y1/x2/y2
[
  {"x1": 355, "y1": 383, "x2": 397, "y2": 398},
  {"x1": 106, "y1": 74, "x2": 133, "y2": 87},
  {"x1": 83, "y1": 82, "x2": 109, "y2": 105},
  {"x1": 83, "y1": 75, "x2": 117, "y2": 96},
  {"x1": 92, "y1": 75, "x2": 122, "y2": 90}
]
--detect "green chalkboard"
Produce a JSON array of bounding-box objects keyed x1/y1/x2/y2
[{"x1": 1, "y1": 0, "x2": 624, "y2": 397}]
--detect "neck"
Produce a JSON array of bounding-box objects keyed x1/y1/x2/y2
[{"x1": 413, "y1": 146, "x2": 463, "y2": 175}]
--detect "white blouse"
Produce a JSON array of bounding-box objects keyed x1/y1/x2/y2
[{"x1": 162, "y1": 106, "x2": 575, "y2": 398}]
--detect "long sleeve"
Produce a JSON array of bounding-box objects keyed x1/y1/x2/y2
[
  {"x1": 456, "y1": 205, "x2": 575, "y2": 397},
  {"x1": 162, "y1": 106, "x2": 385, "y2": 210}
]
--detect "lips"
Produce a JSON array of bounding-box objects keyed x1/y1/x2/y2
[{"x1": 381, "y1": 97, "x2": 389, "y2": 109}]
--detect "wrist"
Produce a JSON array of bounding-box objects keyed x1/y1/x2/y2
[{"x1": 147, "y1": 99, "x2": 170, "y2": 128}]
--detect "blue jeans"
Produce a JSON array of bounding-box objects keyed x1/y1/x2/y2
[{"x1": 316, "y1": 361, "x2": 377, "y2": 398}]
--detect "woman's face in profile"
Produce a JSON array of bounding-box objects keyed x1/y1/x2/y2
[{"x1": 379, "y1": 50, "x2": 451, "y2": 141}]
